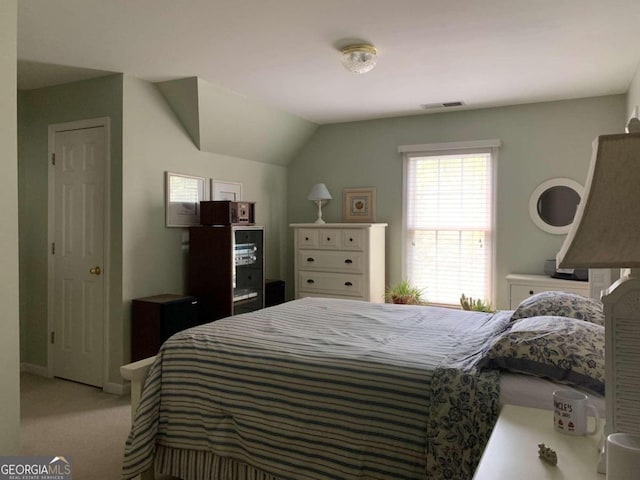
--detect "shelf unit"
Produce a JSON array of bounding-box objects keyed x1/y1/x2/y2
[{"x1": 188, "y1": 225, "x2": 264, "y2": 322}]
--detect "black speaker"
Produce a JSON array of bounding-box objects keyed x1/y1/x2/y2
[
  {"x1": 265, "y1": 279, "x2": 285, "y2": 307},
  {"x1": 131, "y1": 294, "x2": 199, "y2": 361}
]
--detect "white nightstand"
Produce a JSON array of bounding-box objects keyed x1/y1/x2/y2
[
  {"x1": 506, "y1": 274, "x2": 590, "y2": 309},
  {"x1": 473, "y1": 405, "x2": 604, "y2": 479}
]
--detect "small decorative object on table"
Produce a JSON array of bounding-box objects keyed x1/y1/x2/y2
[{"x1": 538, "y1": 443, "x2": 558, "y2": 466}]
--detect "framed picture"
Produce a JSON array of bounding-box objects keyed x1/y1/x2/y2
[
  {"x1": 165, "y1": 172, "x2": 206, "y2": 227},
  {"x1": 343, "y1": 187, "x2": 376, "y2": 222},
  {"x1": 211, "y1": 180, "x2": 242, "y2": 201}
]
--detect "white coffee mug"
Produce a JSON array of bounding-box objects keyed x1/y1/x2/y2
[
  {"x1": 552, "y1": 389, "x2": 599, "y2": 435},
  {"x1": 606, "y1": 433, "x2": 640, "y2": 479}
]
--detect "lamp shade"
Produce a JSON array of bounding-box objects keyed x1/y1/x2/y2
[
  {"x1": 557, "y1": 132, "x2": 640, "y2": 269},
  {"x1": 307, "y1": 183, "x2": 332, "y2": 201},
  {"x1": 555, "y1": 128, "x2": 640, "y2": 472}
]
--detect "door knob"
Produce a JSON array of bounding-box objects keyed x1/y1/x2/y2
[{"x1": 89, "y1": 266, "x2": 102, "y2": 275}]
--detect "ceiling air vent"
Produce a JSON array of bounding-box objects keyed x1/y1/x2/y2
[{"x1": 421, "y1": 101, "x2": 465, "y2": 110}]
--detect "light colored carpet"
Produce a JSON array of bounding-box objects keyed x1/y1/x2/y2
[{"x1": 20, "y1": 372, "x2": 177, "y2": 480}]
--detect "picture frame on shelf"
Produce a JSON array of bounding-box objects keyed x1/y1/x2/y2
[
  {"x1": 211, "y1": 180, "x2": 243, "y2": 201},
  {"x1": 343, "y1": 187, "x2": 376, "y2": 223},
  {"x1": 165, "y1": 172, "x2": 206, "y2": 227}
]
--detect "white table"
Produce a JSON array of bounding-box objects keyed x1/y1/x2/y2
[{"x1": 473, "y1": 405, "x2": 605, "y2": 479}]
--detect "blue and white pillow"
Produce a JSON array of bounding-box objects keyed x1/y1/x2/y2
[
  {"x1": 510, "y1": 291, "x2": 604, "y2": 326},
  {"x1": 481, "y1": 315, "x2": 605, "y2": 394}
]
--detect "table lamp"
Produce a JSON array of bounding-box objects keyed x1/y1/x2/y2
[
  {"x1": 307, "y1": 183, "x2": 332, "y2": 224},
  {"x1": 556, "y1": 117, "x2": 640, "y2": 473}
]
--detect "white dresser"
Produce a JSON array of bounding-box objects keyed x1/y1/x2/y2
[
  {"x1": 290, "y1": 223, "x2": 387, "y2": 302},
  {"x1": 506, "y1": 273, "x2": 590, "y2": 309}
]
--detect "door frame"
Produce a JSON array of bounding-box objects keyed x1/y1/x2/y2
[{"x1": 46, "y1": 117, "x2": 111, "y2": 389}]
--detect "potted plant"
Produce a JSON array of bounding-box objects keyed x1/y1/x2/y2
[
  {"x1": 460, "y1": 293, "x2": 495, "y2": 312},
  {"x1": 385, "y1": 280, "x2": 426, "y2": 305}
]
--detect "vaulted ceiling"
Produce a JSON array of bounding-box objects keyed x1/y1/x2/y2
[{"x1": 17, "y1": 0, "x2": 640, "y2": 124}]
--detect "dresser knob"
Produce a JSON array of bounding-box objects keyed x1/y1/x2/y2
[
  {"x1": 345, "y1": 281, "x2": 353, "y2": 286},
  {"x1": 307, "y1": 257, "x2": 315, "y2": 262},
  {"x1": 326, "y1": 237, "x2": 331, "y2": 241},
  {"x1": 307, "y1": 279, "x2": 315, "y2": 284},
  {"x1": 305, "y1": 237, "x2": 309, "y2": 241},
  {"x1": 349, "y1": 237, "x2": 354, "y2": 242},
  {"x1": 529, "y1": 290, "x2": 534, "y2": 295},
  {"x1": 345, "y1": 259, "x2": 353, "y2": 264}
]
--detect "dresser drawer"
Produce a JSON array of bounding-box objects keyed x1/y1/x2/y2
[
  {"x1": 341, "y1": 229, "x2": 364, "y2": 250},
  {"x1": 297, "y1": 228, "x2": 365, "y2": 251},
  {"x1": 318, "y1": 229, "x2": 340, "y2": 248},
  {"x1": 297, "y1": 228, "x2": 341, "y2": 249},
  {"x1": 297, "y1": 229, "x2": 319, "y2": 248},
  {"x1": 297, "y1": 250, "x2": 364, "y2": 273},
  {"x1": 297, "y1": 271, "x2": 364, "y2": 297}
]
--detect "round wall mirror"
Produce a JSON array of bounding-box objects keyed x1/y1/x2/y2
[{"x1": 529, "y1": 178, "x2": 583, "y2": 234}]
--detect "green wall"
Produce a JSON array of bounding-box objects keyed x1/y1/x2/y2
[
  {"x1": 18, "y1": 73, "x2": 291, "y2": 387},
  {"x1": 18, "y1": 75, "x2": 124, "y2": 385},
  {"x1": 121, "y1": 75, "x2": 289, "y2": 372},
  {"x1": 287, "y1": 95, "x2": 625, "y2": 309},
  {"x1": 0, "y1": 0, "x2": 21, "y2": 454},
  {"x1": 14, "y1": 66, "x2": 634, "y2": 391}
]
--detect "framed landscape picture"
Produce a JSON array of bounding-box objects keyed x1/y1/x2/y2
[
  {"x1": 165, "y1": 172, "x2": 206, "y2": 227},
  {"x1": 343, "y1": 187, "x2": 376, "y2": 222}
]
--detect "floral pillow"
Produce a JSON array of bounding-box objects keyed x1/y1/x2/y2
[
  {"x1": 510, "y1": 291, "x2": 604, "y2": 326},
  {"x1": 481, "y1": 315, "x2": 604, "y2": 394}
]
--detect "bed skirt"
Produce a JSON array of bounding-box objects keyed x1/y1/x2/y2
[
  {"x1": 155, "y1": 446, "x2": 282, "y2": 480},
  {"x1": 152, "y1": 367, "x2": 500, "y2": 480}
]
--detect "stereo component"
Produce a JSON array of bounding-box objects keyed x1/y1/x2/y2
[{"x1": 200, "y1": 200, "x2": 255, "y2": 225}]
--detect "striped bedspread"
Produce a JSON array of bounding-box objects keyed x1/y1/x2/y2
[{"x1": 123, "y1": 297, "x2": 511, "y2": 480}]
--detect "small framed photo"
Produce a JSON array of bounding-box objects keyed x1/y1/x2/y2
[
  {"x1": 343, "y1": 187, "x2": 376, "y2": 222},
  {"x1": 165, "y1": 172, "x2": 206, "y2": 227},
  {"x1": 211, "y1": 180, "x2": 242, "y2": 201}
]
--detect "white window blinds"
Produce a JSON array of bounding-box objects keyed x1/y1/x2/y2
[{"x1": 404, "y1": 150, "x2": 494, "y2": 306}]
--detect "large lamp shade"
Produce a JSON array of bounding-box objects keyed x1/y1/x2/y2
[
  {"x1": 557, "y1": 132, "x2": 640, "y2": 268},
  {"x1": 556, "y1": 129, "x2": 640, "y2": 474}
]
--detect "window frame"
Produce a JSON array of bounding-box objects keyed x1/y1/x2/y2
[{"x1": 399, "y1": 139, "x2": 501, "y2": 307}]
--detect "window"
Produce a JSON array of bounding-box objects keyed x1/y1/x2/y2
[{"x1": 401, "y1": 140, "x2": 499, "y2": 306}]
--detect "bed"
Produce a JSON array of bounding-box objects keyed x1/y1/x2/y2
[{"x1": 122, "y1": 293, "x2": 605, "y2": 480}]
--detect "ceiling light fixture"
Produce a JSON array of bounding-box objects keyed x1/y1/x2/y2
[{"x1": 340, "y1": 44, "x2": 378, "y2": 74}]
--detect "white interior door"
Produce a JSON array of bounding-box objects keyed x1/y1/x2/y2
[{"x1": 51, "y1": 125, "x2": 106, "y2": 387}]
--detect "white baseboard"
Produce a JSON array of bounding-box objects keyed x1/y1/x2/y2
[
  {"x1": 104, "y1": 381, "x2": 130, "y2": 396},
  {"x1": 21, "y1": 362, "x2": 131, "y2": 396},
  {"x1": 20, "y1": 363, "x2": 50, "y2": 377}
]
